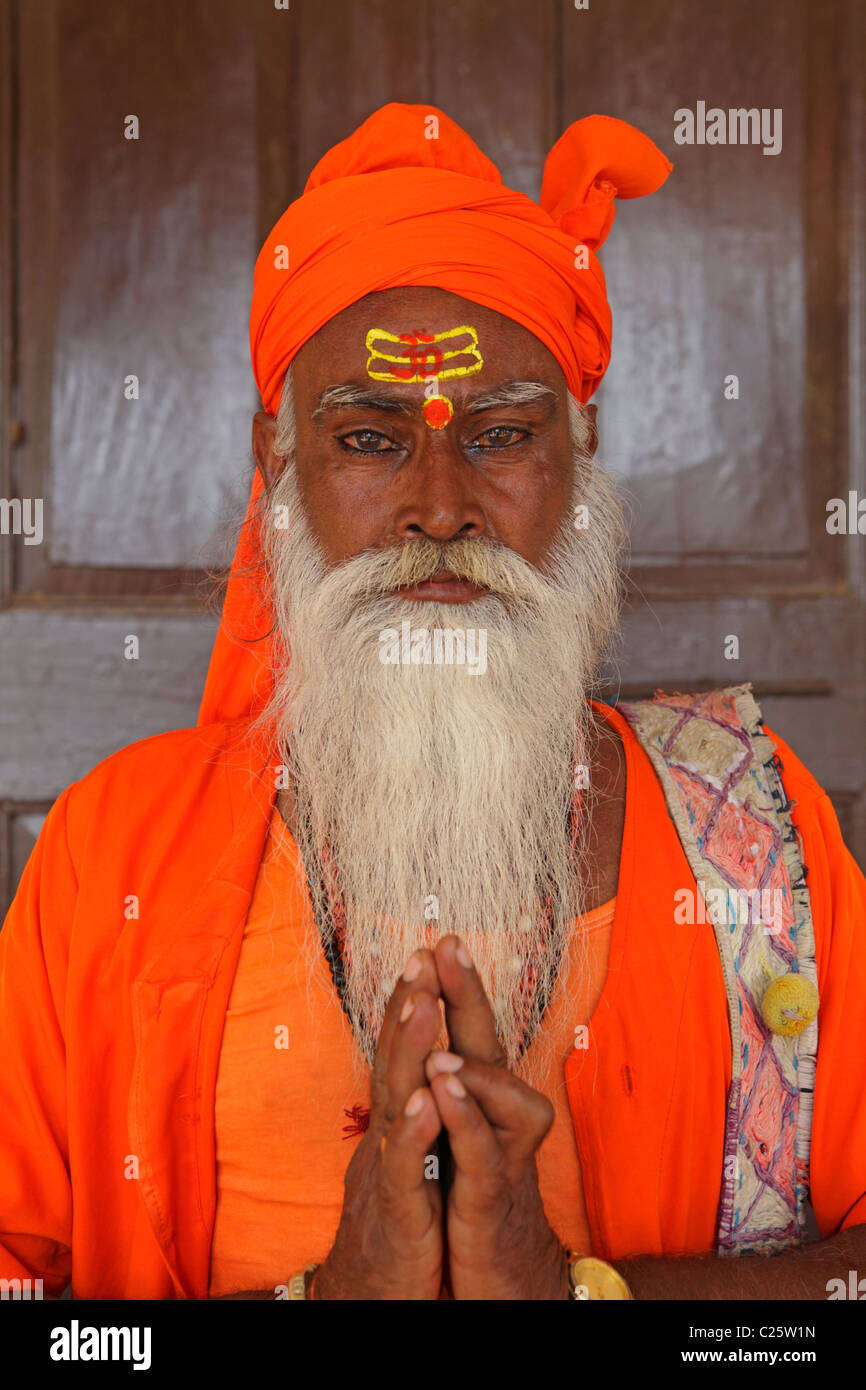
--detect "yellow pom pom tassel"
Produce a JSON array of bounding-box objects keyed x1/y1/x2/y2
[{"x1": 760, "y1": 973, "x2": 819, "y2": 1036}]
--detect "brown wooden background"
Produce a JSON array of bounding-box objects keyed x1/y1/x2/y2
[{"x1": 1, "y1": 0, "x2": 864, "y2": 912}]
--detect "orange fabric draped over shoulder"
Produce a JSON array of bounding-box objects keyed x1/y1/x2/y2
[{"x1": 197, "y1": 102, "x2": 672, "y2": 729}]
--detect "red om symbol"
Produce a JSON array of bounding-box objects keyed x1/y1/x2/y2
[{"x1": 391, "y1": 330, "x2": 444, "y2": 380}]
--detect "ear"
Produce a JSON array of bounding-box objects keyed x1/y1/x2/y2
[{"x1": 252, "y1": 411, "x2": 286, "y2": 490}]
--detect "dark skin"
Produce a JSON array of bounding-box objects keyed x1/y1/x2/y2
[
  {"x1": 211, "y1": 286, "x2": 864, "y2": 1300},
  {"x1": 259, "y1": 289, "x2": 584, "y2": 581}
]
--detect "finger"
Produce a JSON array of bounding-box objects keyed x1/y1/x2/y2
[
  {"x1": 378, "y1": 1086, "x2": 443, "y2": 1232},
  {"x1": 371, "y1": 949, "x2": 441, "y2": 1117},
  {"x1": 433, "y1": 935, "x2": 505, "y2": 1066},
  {"x1": 384, "y1": 987, "x2": 443, "y2": 1125},
  {"x1": 426, "y1": 1051, "x2": 553, "y2": 1170},
  {"x1": 428, "y1": 1070, "x2": 503, "y2": 1200}
]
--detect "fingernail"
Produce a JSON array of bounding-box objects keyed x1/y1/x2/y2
[
  {"x1": 400, "y1": 997, "x2": 415, "y2": 1023},
  {"x1": 427, "y1": 1050, "x2": 465, "y2": 1075},
  {"x1": 402, "y1": 952, "x2": 423, "y2": 982},
  {"x1": 455, "y1": 941, "x2": 473, "y2": 969},
  {"x1": 445, "y1": 1074, "x2": 467, "y2": 1099},
  {"x1": 404, "y1": 1089, "x2": 425, "y2": 1117}
]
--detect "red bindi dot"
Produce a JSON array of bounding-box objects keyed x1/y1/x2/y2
[{"x1": 422, "y1": 395, "x2": 454, "y2": 430}]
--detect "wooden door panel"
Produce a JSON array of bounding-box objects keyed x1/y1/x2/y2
[
  {"x1": 430, "y1": 0, "x2": 557, "y2": 196},
  {"x1": 16, "y1": 0, "x2": 259, "y2": 590},
  {"x1": 560, "y1": 0, "x2": 837, "y2": 590},
  {"x1": 0, "y1": 611, "x2": 216, "y2": 798}
]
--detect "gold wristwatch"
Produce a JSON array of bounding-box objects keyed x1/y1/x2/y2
[{"x1": 567, "y1": 1252, "x2": 633, "y2": 1300}]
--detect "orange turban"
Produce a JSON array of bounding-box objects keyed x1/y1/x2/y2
[{"x1": 199, "y1": 103, "x2": 672, "y2": 728}]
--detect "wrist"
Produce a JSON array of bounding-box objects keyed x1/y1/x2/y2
[
  {"x1": 309, "y1": 1254, "x2": 338, "y2": 1300},
  {"x1": 535, "y1": 1226, "x2": 571, "y2": 1299},
  {"x1": 554, "y1": 1241, "x2": 571, "y2": 1300}
]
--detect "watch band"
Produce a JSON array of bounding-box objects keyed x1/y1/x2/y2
[{"x1": 567, "y1": 1252, "x2": 633, "y2": 1301}]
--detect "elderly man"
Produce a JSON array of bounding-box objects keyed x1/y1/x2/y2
[{"x1": 1, "y1": 104, "x2": 865, "y2": 1303}]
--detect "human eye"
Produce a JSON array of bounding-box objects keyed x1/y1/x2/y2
[
  {"x1": 470, "y1": 425, "x2": 531, "y2": 450},
  {"x1": 337, "y1": 429, "x2": 400, "y2": 455}
]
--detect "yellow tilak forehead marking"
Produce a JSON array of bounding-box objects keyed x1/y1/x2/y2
[{"x1": 364, "y1": 325, "x2": 483, "y2": 383}]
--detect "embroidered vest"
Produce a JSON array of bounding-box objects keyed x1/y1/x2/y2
[{"x1": 616, "y1": 684, "x2": 819, "y2": 1255}]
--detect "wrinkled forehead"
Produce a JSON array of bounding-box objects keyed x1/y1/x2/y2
[{"x1": 291, "y1": 286, "x2": 569, "y2": 398}]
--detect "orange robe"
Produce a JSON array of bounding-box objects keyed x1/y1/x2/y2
[
  {"x1": 0, "y1": 703, "x2": 864, "y2": 1298},
  {"x1": 207, "y1": 805, "x2": 615, "y2": 1296}
]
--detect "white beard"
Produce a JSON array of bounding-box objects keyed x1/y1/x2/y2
[{"x1": 256, "y1": 392, "x2": 626, "y2": 1073}]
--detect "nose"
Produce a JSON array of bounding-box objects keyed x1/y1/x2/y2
[{"x1": 392, "y1": 440, "x2": 487, "y2": 544}]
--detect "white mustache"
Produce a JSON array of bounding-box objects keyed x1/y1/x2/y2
[{"x1": 315, "y1": 534, "x2": 564, "y2": 608}]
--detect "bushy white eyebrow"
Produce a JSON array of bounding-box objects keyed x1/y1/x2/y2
[
  {"x1": 313, "y1": 385, "x2": 415, "y2": 418},
  {"x1": 313, "y1": 379, "x2": 558, "y2": 420},
  {"x1": 464, "y1": 381, "x2": 557, "y2": 414}
]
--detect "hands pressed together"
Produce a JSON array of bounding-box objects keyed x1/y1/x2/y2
[{"x1": 313, "y1": 936, "x2": 569, "y2": 1300}]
